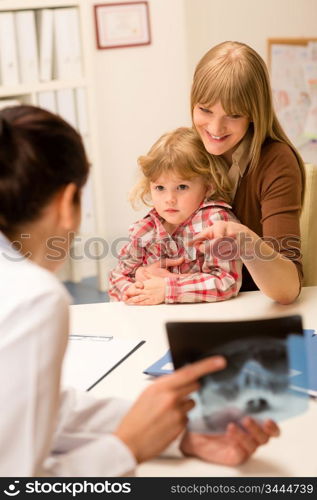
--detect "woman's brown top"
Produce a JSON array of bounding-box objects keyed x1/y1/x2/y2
[{"x1": 230, "y1": 138, "x2": 303, "y2": 292}]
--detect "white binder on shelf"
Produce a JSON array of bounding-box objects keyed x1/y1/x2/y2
[
  {"x1": 36, "y1": 9, "x2": 54, "y2": 82},
  {"x1": 37, "y1": 91, "x2": 56, "y2": 113},
  {"x1": 68, "y1": 7, "x2": 83, "y2": 79},
  {"x1": 54, "y1": 8, "x2": 83, "y2": 80},
  {"x1": 0, "y1": 12, "x2": 19, "y2": 86},
  {"x1": 75, "y1": 87, "x2": 89, "y2": 136},
  {"x1": 15, "y1": 10, "x2": 39, "y2": 84},
  {"x1": 56, "y1": 88, "x2": 77, "y2": 128}
]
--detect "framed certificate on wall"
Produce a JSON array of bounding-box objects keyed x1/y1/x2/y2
[{"x1": 94, "y1": 2, "x2": 151, "y2": 49}]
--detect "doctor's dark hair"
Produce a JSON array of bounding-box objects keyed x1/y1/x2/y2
[{"x1": 0, "y1": 105, "x2": 89, "y2": 231}]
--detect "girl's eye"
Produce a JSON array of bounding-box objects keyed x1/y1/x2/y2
[
  {"x1": 177, "y1": 184, "x2": 189, "y2": 191},
  {"x1": 229, "y1": 114, "x2": 242, "y2": 119},
  {"x1": 155, "y1": 185, "x2": 164, "y2": 191}
]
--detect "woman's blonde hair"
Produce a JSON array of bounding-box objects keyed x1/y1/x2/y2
[
  {"x1": 130, "y1": 127, "x2": 232, "y2": 208},
  {"x1": 191, "y1": 41, "x2": 305, "y2": 198}
]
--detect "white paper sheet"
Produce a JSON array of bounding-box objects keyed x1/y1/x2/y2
[{"x1": 62, "y1": 334, "x2": 144, "y2": 391}]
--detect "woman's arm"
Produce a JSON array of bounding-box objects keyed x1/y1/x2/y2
[
  {"x1": 191, "y1": 221, "x2": 301, "y2": 305},
  {"x1": 240, "y1": 227, "x2": 300, "y2": 304},
  {"x1": 233, "y1": 143, "x2": 303, "y2": 303},
  {"x1": 0, "y1": 281, "x2": 69, "y2": 476}
]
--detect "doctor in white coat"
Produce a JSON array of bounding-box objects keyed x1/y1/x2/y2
[{"x1": 0, "y1": 105, "x2": 279, "y2": 476}]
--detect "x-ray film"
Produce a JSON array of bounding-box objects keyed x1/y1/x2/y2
[{"x1": 166, "y1": 316, "x2": 308, "y2": 434}]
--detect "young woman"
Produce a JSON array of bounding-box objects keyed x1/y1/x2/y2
[
  {"x1": 190, "y1": 41, "x2": 305, "y2": 305},
  {"x1": 109, "y1": 127, "x2": 242, "y2": 305},
  {"x1": 0, "y1": 106, "x2": 279, "y2": 476},
  {"x1": 126, "y1": 42, "x2": 305, "y2": 305}
]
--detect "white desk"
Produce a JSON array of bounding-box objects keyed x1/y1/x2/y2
[{"x1": 70, "y1": 286, "x2": 317, "y2": 477}]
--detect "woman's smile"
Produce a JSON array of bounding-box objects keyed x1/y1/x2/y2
[{"x1": 205, "y1": 130, "x2": 230, "y2": 143}]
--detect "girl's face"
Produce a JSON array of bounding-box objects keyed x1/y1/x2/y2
[
  {"x1": 193, "y1": 101, "x2": 250, "y2": 165},
  {"x1": 150, "y1": 172, "x2": 208, "y2": 233}
]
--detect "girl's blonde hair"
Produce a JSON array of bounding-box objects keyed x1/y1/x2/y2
[
  {"x1": 191, "y1": 41, "x2": 305, "y2": 199},
  {"x1": 130, "y1": 126, "x2": 232, "y2": 208}
]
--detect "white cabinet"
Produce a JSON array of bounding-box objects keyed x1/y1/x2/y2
[{"x1": 0, "y1": 0, "x2": 104, "y2": 289}]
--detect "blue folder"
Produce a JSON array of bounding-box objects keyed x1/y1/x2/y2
[
  {"x1": 304, "y1": 329, "x2": 317, "y2": 395},
  {"x1": 144, "y1": 350, "x2": 173, "y2": 377}
]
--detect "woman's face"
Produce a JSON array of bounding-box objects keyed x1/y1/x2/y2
[{"x1": 193, "y1": 101, "x2": 250, "y2": 165}]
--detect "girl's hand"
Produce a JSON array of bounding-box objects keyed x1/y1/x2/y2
[
  {"x1": 124, "y1": 277, "x2": 166, "y2": 305},
  {"x1": 180, "y1": 417, "x2": 280, "y2": 466},
  {"x1": 135, "y1": 257, "x2": 185, "y2": 282},
  {"x1": 124, "y1": 281, "x2": 144, "y2": 299},
  {"x1": 114, "y1": 356, "x2": 227, "y2": 463}
]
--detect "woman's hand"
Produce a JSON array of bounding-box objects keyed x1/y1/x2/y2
[
  {"x1": 123, "y1": 277, "x2": 166, "y2": 305},
  {"x1": 180, "y1": 417, "x2": 280, "y2": 466},
  {"x1": 114, "y1": 356, "x2": 226, "y2": 464},
  {"x1": 135, "y1": 257, "x2": 185, "y2": 282},
  {"x1": 190, "y1": 220, "x2": 257, "y2": 260},
  {"x1": 191, "y1": 220, "x2": 300, "y2": 304}
]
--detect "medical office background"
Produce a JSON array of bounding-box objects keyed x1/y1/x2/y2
[{"x1": 1, "y1": 0, "x2": 316, "y2": 299}]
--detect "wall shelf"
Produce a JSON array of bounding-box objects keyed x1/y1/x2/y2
[
  {"x1": 0, "y1": 0, "x2": 80, "y2": 11},
  {"x1": 0, "y1": 78, "x2": 87, "y2": 98},
  {"x1": 0, "y1": 0, "x2": 104, "y2": 288}
]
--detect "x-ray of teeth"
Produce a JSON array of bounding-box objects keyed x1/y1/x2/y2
[
  {"x1": 166, "y1": 316, "x2": 308, "y2": 435},
  {"x1": 188, "y1": 336, "x2": 307, "y2": 434}
]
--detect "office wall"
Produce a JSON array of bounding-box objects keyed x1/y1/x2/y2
[
  {"x1": 184, "y1": 0, "x2": 317, "y2": 73},
  {"x1": 89, "y1": 0, "x2": 190, "y2": 277}
]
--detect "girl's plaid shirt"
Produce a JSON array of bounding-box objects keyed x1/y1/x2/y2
[{"x1": 108, "y1": 200, "x2": 242, "y2": 303}]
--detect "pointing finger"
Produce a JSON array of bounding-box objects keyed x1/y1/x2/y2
[{"x1": 161, "y1": 356, "x2": 226, "y2": 390}]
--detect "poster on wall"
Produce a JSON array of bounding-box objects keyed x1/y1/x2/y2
[{"x1": 268, "y1": 38, "x2": 317, "y2": 150}]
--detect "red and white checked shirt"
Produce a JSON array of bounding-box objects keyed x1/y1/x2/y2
[{"x1": 108, "y1": 200, "x2": 242, "y2": 303}]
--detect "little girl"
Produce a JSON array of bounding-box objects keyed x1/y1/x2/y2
[{"x1": 108, "y1": 127, "x2": 242, "y2": 304}]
